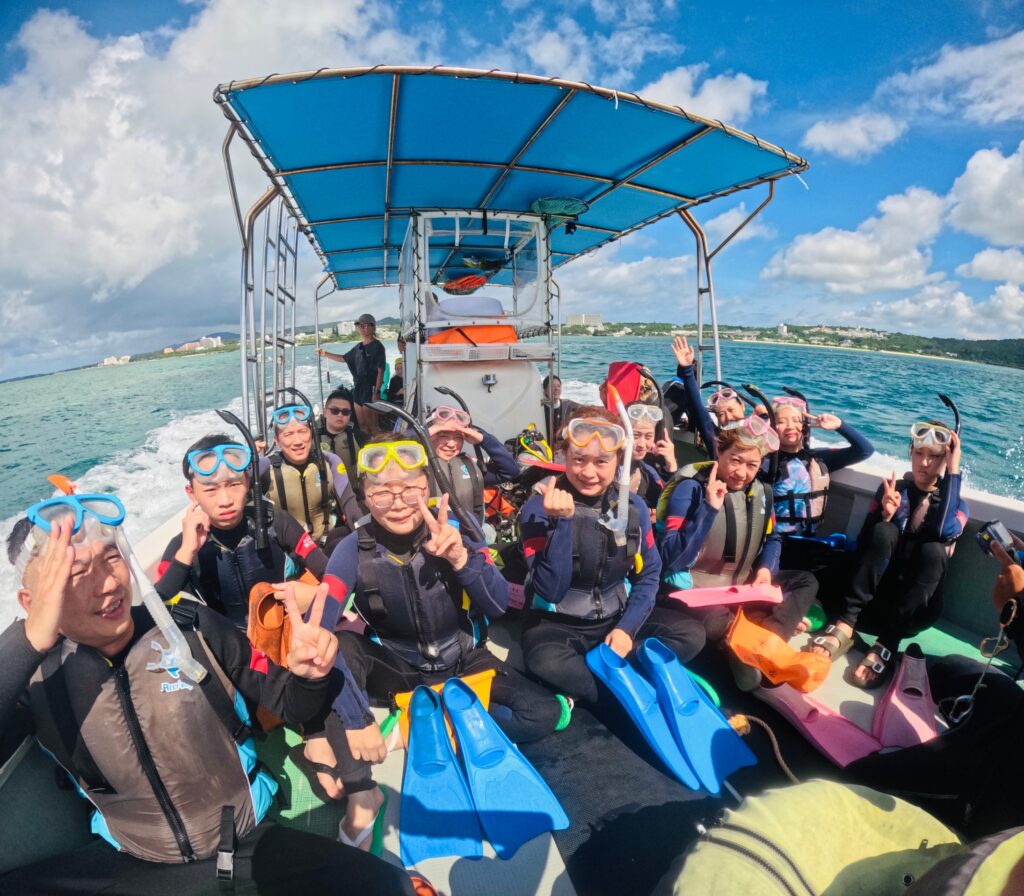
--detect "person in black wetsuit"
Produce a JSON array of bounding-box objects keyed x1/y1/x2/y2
[
  {"x1": 809, "y1": 421, "x2": 968, "y2": 687},
  {"x1": 626, "y1": 401, "x2": 676, "y2": 513},
  {"x1": 317, "y1": 313, "x2": 387, "y2": 431},
  {"x1": 542, "y1": 374, "x2": 581, "y2": 441},
  {"x1": 0, "y1": 504, "x2": 416, "y2": 895},
  {"x1": 317, "y1": 386, "x2": 366, "y2": 478},
  {"x1": 667, "y1": 335, "x2": 744, "y2": 460}
]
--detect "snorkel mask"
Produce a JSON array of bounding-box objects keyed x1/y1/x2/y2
[
  {"x1": 426, "y1": 406, "x2": 472, "y2": 428},
  {"x1": 16, "y1": 490, "x2": 207, "y2": 684},
  {"x1": 186, "y1": 443, "x2": 252, "y2": 481},
  {"x1": 910, "y1": 422, "x2": 953, "y2": 450},
  {"x1": 357, "y1": 440, "x2": 429, "y2": 483},
  {"x1": 722, "y1": 415, "x2": 781, "y2": 453}
]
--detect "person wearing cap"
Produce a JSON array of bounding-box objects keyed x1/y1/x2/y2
[
  {"x1": 317, "y1": 314, "x2": 387, "y2": 432},
  {"x1": 809, "y1": 421, "x2": 968, "y2": 688},
  {"x1": 0, "y1": 499, "x2": 417, "y2": 894}
]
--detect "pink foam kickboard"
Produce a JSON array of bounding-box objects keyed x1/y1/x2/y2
[{"x1": 667, "y1": 584, "x2": 784, "y2": 609}]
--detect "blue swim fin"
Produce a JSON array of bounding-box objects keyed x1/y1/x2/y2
[
  {"x1": 637, "y1": 638, "x2": 757, "y2": 795},
  {"x1": 400, "y1": 686, "x2": 483, "y2": 866},
  {"x1": 442, "y1": 678, "x2": 568, "y2": 860},
  {"x1": 586, "y1": 643, "x2": 700, "y2": 790}
]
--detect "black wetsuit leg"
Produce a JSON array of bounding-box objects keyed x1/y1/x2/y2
[
  {"x1": 766, "y1": 569, "x2": 819, "y2": 638},
  {"x1": 839, "y1": 520, "x2": 901, "y2": 629},
  {"x1": 0, "y1": 820, "x2": 417, "y2": 896},
  {"x1": 635, "y1": 606, "x2": 707, "y2": 663},
  {"x1": 522, "y1": 616, "x2": 616, "y2": 705}
]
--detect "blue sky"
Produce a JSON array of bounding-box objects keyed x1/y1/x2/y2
[{"x1": 1, "y1": 0, "x2": 1023, "y2": 378}]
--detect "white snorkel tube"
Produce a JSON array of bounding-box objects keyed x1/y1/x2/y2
[
  {"x1": 605, "y1": 384, "x2": 634, "y2": 548},
  {"x1": 113, "y1": 527, "x2": 207, "y2": 684}
]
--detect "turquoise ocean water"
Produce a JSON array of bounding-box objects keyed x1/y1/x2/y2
[{"x1": 1, "y1": 336, "x2": 1020, "y2": 624}]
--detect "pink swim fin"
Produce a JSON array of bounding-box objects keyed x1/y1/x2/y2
[
  {"x1": 870, "y1": 643, "x2": 939, "y2": 749},
  {"x1": 754, "y1": 683, "x2": 881, "y2": 767}
]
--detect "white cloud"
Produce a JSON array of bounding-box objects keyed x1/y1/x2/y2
[
  {"x1": 947, "y1": 140, "x2": 1024, "y2": 246},
  {"x1": 956, "y1": 247, "x2": 1024, "y2": 283},
  {"x1": 639, "y1": 63, "x2": 768, "y2": 125},
  {"x1": 852, "y1": 280, "x2": 1024, "y2": 339},
  {"x1": 802, "y1": 112, "x2": 907, "y2": 161},
  {"x1": 703, "y1": 202, "x2": 775, "y2": 246},
  {"x1": 763, "y1": 187, "x2": 947, "y2": 294},
  {"x1": 880, "y1": 29, "x2": 1024, "y2": 125}
]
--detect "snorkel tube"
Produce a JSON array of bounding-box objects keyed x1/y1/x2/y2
[
  {"x1": 938, "y1": 393, "x2": 962, "y2": 435},
  {"x1": 216, "y1": 409, "x2": 269, "y2": 551},
  {"x1": 605, "y1": 384, "x2": 634, "y2": 548},
  {"x1": 782, "y1": 386, "x2": 812, "y2": 449},
  {"x1": 434, "y1": 385, "x2": 486, "y2": 470},
  {"x1": 366, "y1": 400, "x2": 486, "y2": 541},
  {"x1": 701, "y1": 380, "x2": 759, "y2": 411},
  {"x1": 742, "y1": 383, "x2": 781, "y2": 484}
]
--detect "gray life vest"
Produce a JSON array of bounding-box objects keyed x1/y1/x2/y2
[
  {"x1": 265, "y1": 455, "x2": 334, "y2": 542},
  {"x1": 773, "y1": 453, "x2": 830, "y2": 536},
  {"x1": 352, "y1": 519, "x2": 480, "y2": 673},
  {"x1": 439, "y1": 454, "x2": 485, "y2": 523},
  {"x1": 529, "y1": 484, "x2": 643, "y2": 621},
  {"x1": 319, "y1": 424, "x2": 359, "y2": 474},
  {"x1": 665, "y1": 462, "x2": 771, "y2": 588},
  {"x1": 27, "y1": 609, "x2": 269, "y2": 863}
]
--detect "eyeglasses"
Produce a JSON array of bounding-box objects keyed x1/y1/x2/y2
[
  {"x1": 771, "y1": 396, "x2": 808, "y2": 413},
  {"x1": 26, "y1": 494, "x2": 126, "y2": 534},
  {"x1": 357, "y1": 441, "x2": 428, "y2": 476},
  {"x1": 910, "y1": 422, "x2": 952, "y2": 448},
  {"x1": 325, "y1": 406, "x2": 353, "y2": 417},
  {"x1": 187, "y1": 444, "x2": 252, "y2": 478},
  {"x1": 566, "y1": 417, "x2": 626, "y2": 452},
  {"x1": 627, "y1": 404, "x2": 663, "y2": 424},
  {"x1": 364, "y1": 485, "x2": 427, "y2": 510},
  {"x1": 427, "y1": 406, "x2": 472, "y2": 427},
  {"x1": 271, "y1": 405, "x2": 312, "y2": 427},
  {"x1": 722, "y1": 415, "x2": 781, "y2": 452},
  {"x1": 708, "y1": 388, "x2": 740, "y2": 409}
]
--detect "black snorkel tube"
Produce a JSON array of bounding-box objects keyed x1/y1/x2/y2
[
  {"x1": 366, "y1": 400, "x2": 487, "y2": 542},
  {"x1": 939, "y1": 393, "x2": 962, "y2": 436},
  {"x1": 741, "y1": 383, "x2": 780, "y2": 485},
  {"x1": 434, "y1": 385, "x2": 486, "y2": 470},
  {"x1": 216, "y1": 409, "x2": 270, "y2": 551},
  {"x1": 782, "y1": 385, "x2": 812, "y2": 449},
  {"x1": 701, "y1": 379, "x2": 759, "y2": 411}
]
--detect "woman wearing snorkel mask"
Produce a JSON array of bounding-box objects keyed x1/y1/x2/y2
[
  {"x1": 518, "y1": 407, "x2": 706, "y2": 705},
  {"x1": 809, "y1": 420, "x2": 968, "y2": 688},
  {"x1": 308, "y1": 433, "x2": 563, "y2": 849},
  {"x1": 657, "y1": 418, "x2": 819, "y2": 689},
  {"x1": 625, "y1": 401, "x2": 677, "y2": 511},
  {"x1": 769, "y1": 395, "x2": 874, "y2": 569}
]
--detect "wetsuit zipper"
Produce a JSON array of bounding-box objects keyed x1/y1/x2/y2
[
  {"x1": 704, "y1": 833, "x2": 802, "y2": 896},
  {"x1": 112, "y1": 665, "x2": 196, "y2": 861},
  {"x1": 717, "y1": 823, "x2": 817, "y2": 895}
]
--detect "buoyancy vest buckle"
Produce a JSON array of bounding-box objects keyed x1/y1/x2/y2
[{"x1": 217, "y1": 805, "x2": 235, "y2": 884}]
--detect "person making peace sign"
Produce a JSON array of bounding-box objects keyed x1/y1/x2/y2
[{"x1": 811, "y1": 421, "x2": 968, "y2": 688}]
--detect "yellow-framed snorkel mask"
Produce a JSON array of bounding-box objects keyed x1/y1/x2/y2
[{"x1": 357, "y1": 440, "x2": 429, "y2": 481}]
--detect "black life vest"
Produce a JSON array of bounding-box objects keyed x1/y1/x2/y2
[
  {"x1": 439, "y1": 454, "x2": 485, "y2": 523},
  {"x1": 28, "y1": 605, "x2": 272, "y2": 863},
  {"x1": 528, "y1": 479, "x2": 643, "y2": 621},
  {"x1": 351, "y1": 518, "x2": 483, "y2": 673},
  {"x1": 773, "y1": 452, "x2": 830, "y2": 536}
]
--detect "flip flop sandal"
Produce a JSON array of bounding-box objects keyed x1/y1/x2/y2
[
  {"x1": 338, "y1": 787, "x2": 389, "y2": 856},
  {"x1": 288, "y1": 743, "x2": 348, "y2": 805},
  {"x1": 848, "y1": 644, "x2": 895, "y2": 690},
  {"x1": 805, "y1": 625, "x2": 854, "y2": 662}
]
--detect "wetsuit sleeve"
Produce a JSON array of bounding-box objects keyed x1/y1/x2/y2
[
  {"x1": 812, "y1": 421, "x2": 874, "y2": 472},
  {"x1": 519, "y1": 492, "x2": 575, "y2": 603},
  {"x1": 753, "y1": 520, "x2": 782, "y2": 578},
  {"x1": 619, "y1": 496, "x2": 660, "y2": 636},
  {"x1": 154, "y1": 533, "x2": 197, "y2": 601},
  {"x1": 640, "y1": 461, "x2": 665, "y2": 508},
  {"x1": 0, "y1": 621, "x2": 45, "y2": 743},
  {"x1": 928, "y1": 473, "x2": 968, "y2": 542},
  {"x1": 452, "y1": 534, "x2": 508, "y2": 618},
  {"x1": 195, "y1": 605, "x2": 338, "y2": 727},
  {"x1": 479, "y1": 431, "x2": 519, "y2": 485},
  {"x1": 856, "y1": 482, "x2": 888, "y2": 549},
  {"x1": 659, "y1": 479, "x2": 718, "y2": 575},
  {"x1": 272, "y1": 510, "x2": 328, "y2": 580},
  {"x1": 324, "y1": 451, "x2": 362, "y2": 525},
  {"x1": 676, "y1": 364, "x2": 718, "y2": 459}
]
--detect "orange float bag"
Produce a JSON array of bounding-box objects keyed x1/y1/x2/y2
[
  {"x1": 393, "y1": 669, "x2": 496, "y2": 748},
  {"x1": 726, "y1": 608, "x2": 830, "y2": 693}
]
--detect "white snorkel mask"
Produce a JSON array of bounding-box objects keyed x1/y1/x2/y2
[{"x1": 16, "y1": 491, "x2": 207, "y2": 684}]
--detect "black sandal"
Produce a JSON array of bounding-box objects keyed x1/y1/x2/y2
[
  {"x1": 288, "y1": 743, "x2": 348, "y2": 804},
  {"x1": 849, "y1": 644, "x2": 895, "y2": 690}
]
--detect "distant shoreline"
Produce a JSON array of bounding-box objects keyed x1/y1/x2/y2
[{"x1": 719, "y1": 336, "x2": 977, "y2": 366}]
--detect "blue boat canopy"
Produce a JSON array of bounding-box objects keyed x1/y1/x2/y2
[{"x1": 215, "y1": 66, "x2": 808, "y2": 291}]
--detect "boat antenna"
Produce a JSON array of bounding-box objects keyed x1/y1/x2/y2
[
  {"x1": 434, "y1": 385, "x2": 486, "y2": 470},
  {"x1": 938, "y1": 393, "x2": 961, "y2": 436},
  {"x1": 366, "y1": 400, "x2": 486, "y2": 541},
  {"x1": 216, "y1": 409, "x2": 270, "y2": 551},
  {"x1": 741, "y1": 383, "x2": 780, "y2": 484}
]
